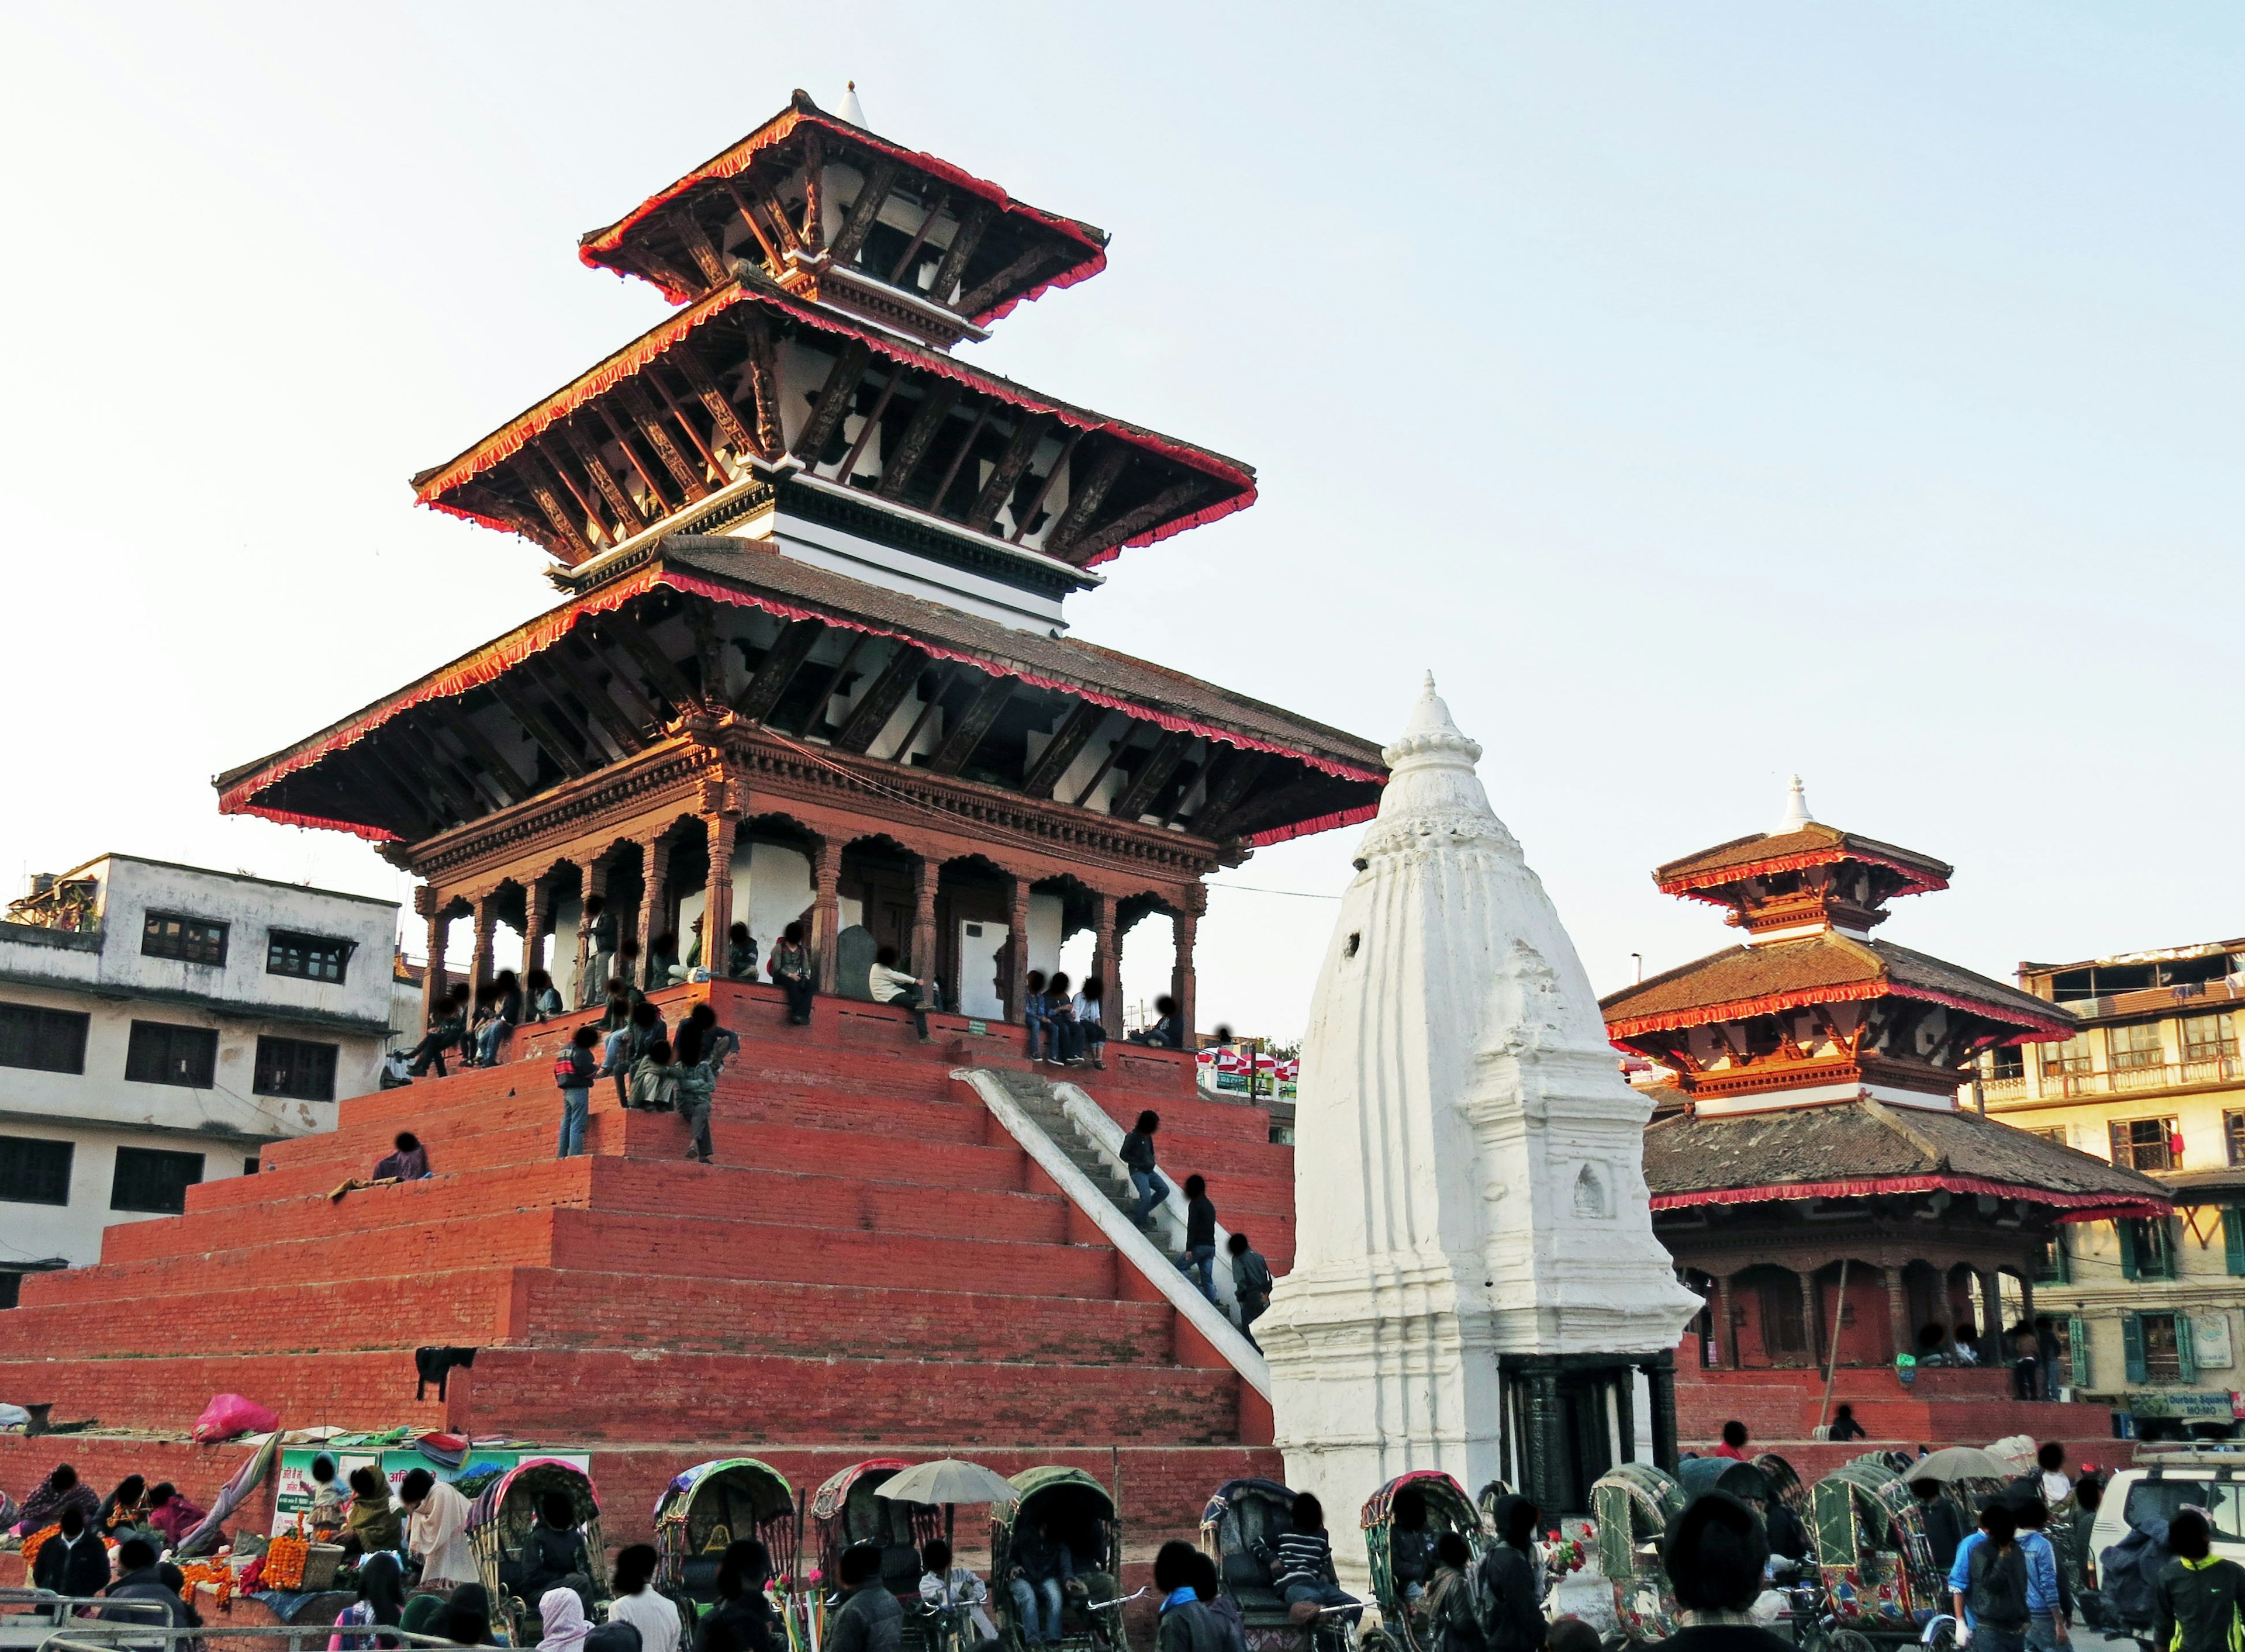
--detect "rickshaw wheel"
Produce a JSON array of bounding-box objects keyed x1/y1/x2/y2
[
  {"x1": 1826, "y1": 1629, "x2": 1877, "y2": 1652},
  {"x1": 1358, "y1": 1626, "x2": 1404, "y2": 1652}
]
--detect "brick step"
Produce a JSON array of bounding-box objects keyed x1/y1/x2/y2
[
  {"x1": 163, "y1": 1150, "x2": 1072, "y2": 1253},
  {"x1": 0, "y1": 1352, "x2": 453, "y2": 1435},
  {"x1": 6, "y1": 1266, "x2": 1184, "y2": 1366},
  {"x1": 1070, "y1": 1087, "x2": 1287, "y2": 1150},
  {"x1": 451, "y1": 1347, "x2": 1244, "y2": 1445}
]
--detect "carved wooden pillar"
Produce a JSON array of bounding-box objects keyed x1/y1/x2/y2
[
  {"x1": 1004, "y1": 875, "x2": 1030, "y2": 1022},
  {"x1": 467, "y1": 893, "x2": 497, "y2": 1003},
  {"x1": 1170, "y1": 897, "x2": 1201, "y2": 1048},
  {"x1": 812, "y1": 839, "x2": 843, "y2": 991},
  {"x1": 1977, "y1": 1267, "x2": 2005, "y2": 1363},
  {"x1": 1089, "y1": 891, "x2": 1116, "y2": 996},
  {"x1": 638, "y1": 832, "x2": 673, "y2": 989},
  {"x1": 703, "y1": 817, "x2": 738, "y2": 976},
  {"x1": 522, "y1": 875, "x2": 552, "y2": 983},
  {"x1": 416, "y1": 886, "x2": 449, "y2": 1026},
  {"x1": 910, "y1": 855, "x2": 938, "y2": 983},
  {"x1": 1799, "y1": 1270, "x2": 1822, "y2": 1370},
  {"x1": 574, "y1": 858, "x2": 606, "y2": 1008},
  {"x1": 1885, "y1": 1265, "x2": 1912, "y2": 1366},
  {"x1": 1715, "y1": 1273, "x2": 1739, "y2": 1369}
]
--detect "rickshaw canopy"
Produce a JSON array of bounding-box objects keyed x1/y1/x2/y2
[
  {"x1": 810, "y1": 1459, "x2": 942, "y2": 1591},
  {"x1": 465, "y1": 1458, "x2": 600, "y2": 1536},
  {"x1": 1676, "y1": 1457, "x2": 1770, "y2": 1504}
]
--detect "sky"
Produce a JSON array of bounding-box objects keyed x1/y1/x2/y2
[{"x1": 2, "y1": 4, "x2": 2239, "y2": 1042}]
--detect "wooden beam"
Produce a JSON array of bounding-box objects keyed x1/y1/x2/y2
[
  {"x1": 721, "y1": 178, "x2": 784, "y2": 272},
  {"x1": 1008, "y1": 429, "x2": 1083, "y2": 542},
  {"x1": 564, "y1": 631, "x2": 662, "y2": 730},
  {"x1": 926, "y1": 403, "x2": 992, "y2": 519},
  {"x1": 886, "y1": 663, "x2": 962, "y2": 764},
  {"x1": 1187, "y1": 749, "x2": 1265, "y2": 835},
  {"x1": 732, "y1": 618, "x2": 827, "y2": 722},
  {"x1": 831, "y1": 368, "x2": 902, "y2": 483},
  {"x1": 924, "y1": 675, "x2": 1016, "y2": 776},
  {"x1": 887, "y1": 191, "x2": 949, "y2": 286},
  {"x1": 685, "y1": 599, "x2": 728, "y2": 704},
  {"x1": 617, "y1": 382, "x2": 707, "y2": 501},
  {"x1": 669, "y1": 340, "x2": 759, "y2": 460},
  {"x1": 396, "y1": 720, "x2": 503, "y2": 816},
  {"x1": 965, "y1": 414, "x2": 1051, "y2": 534},
  {"x1": 625, "y1": 245, "x2": 702, "y2": 297},
  {"x1": 875, "y1": 382, "x2": 961, "y2": 500},
  {"x1": 735, "y1": 312, "x2": 785, "y2": 459},
  {"x1": 518, "y1": 465, "x2": 597, "y2": 556},
  {"x1": 596, "y1": 403, "x2": 675, "y2": 516},
  {"x1": 1069, "y1": 477, "x2": 1212, "y2": 563},
  {"x1": 531, "y1": 443, "x2": 610, "y2": 544},
  {"x1": 520, "y1": 651, "x2": 634, "y2": 762},
  {"x1": 958, "y1": 246, "x2": 1056, "y2": 318},
  {"x1": 602, "y1": 618, "x2": 702, "y2": 714},
  {"x1": 828, "y1": 157, "x2": 901, "y2": 267},
  {"x1": 925, "y1": 202, "x2": 993, "y2": 308},
  {"x1": 645, "y1": 367, "x2": 722, "y2": 476},
  {"x1": 834, "y1": 644, "x2": 928, "y2": 753},
  {"x1": 1020, "y1": 701, "x2": 1106, "y2": 799},
  {"x1": 388, "y1": 721, "x2": 483, "y2": 820},
  {"x1": 1072, "y1": 727, "x2": 1143, "y2": 810},
  {"x1": 1207, "y1": 773, "x2": 1329, "y2": 841},
  {"x1": 671, "y1": 209, "x2": 728, "y2": 288},
  {"x1": 790, "y1": 628, "x2": 873, "y2": 735},
  {"x1": 799, "y1": 127, "x2": 826, "y2": 254},
  {"x1": 790, "y1": 341, "x2": 872, "y2": 464},
  {"x1": 1042, "y1": 443, "x2": 1130, "y2": 556},
  {"x1": 515, "y1": 660, "x2": 600, "y2": 756},
  {"x1": 350, "y1": 744, "x2": 443, "y2": 837},
  {"x1": 1111, "y1": 731, "x2": 1194, "y2": 820},
  {"x1": 440, "y1": 704, "x2": 535, "y2": 801},
  {"x1": 559, "y1": 420, "x2": 648, "y2": 528},
  {"x1": 754, "y1": 184, "x2": 804, "y2": 257},
  {"x1": 490, "y1": 676, "x2": 591, "y2": 779}
]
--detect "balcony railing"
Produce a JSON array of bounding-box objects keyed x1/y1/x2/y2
[{"x1": 2040, "y1": 1055, "x2": 2243, "y2": 1098}]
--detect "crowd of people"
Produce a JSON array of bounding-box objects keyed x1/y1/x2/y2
[{"x1": 1117, "y1": 1110, "x2": 1273, "y2": 1347}]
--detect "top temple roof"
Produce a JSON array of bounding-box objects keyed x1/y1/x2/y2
[
  {"x1": 1655, "y1": 821, "x2": 1953, "y2": 904},
  {"x1": 578, "y1": 90, "x2": 1109, "y2": 329}
]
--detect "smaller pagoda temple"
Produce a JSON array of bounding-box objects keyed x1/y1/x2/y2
[{"x1": 1600, "y1": 782, "x2": 2168, "y2": 1426}]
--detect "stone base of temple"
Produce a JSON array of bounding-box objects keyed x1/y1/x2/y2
[
  {"x1": 0, "y1": 980, "x2": 1287, "y2": 1592},
  {"x1": 1498, "y1": 1352, "x2": 1681, "y2": 1516}
]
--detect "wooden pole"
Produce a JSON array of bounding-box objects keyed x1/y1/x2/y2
[{"x1": 1816, "y1": 1256, "x2": 1850, "y2": 1434}]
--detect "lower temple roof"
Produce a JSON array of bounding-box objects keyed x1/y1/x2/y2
[{"x1": 1643, "y1": 1097, "x2": 2170, "y2": 1221}]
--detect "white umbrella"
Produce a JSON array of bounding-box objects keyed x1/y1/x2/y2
[
  {"x1": 875, "y1": 1459, "x2": 1019, "y2": 1507},
  {"x1": 1906, "y1": 1446, "x2": 2013, "y2": 1483}
]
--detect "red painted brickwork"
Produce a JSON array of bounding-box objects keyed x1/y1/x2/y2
[{"x1": 0, "y1": 979, "x2": 1280, "y2": 1464}]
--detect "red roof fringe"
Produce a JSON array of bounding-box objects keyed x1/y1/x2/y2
[
  {"x1": 1605, "y1": 978, "x2": 2074, "y2": 1043},
  {"x1": 1662, "y1": 844, "x2": 1949, "y2": 900},
  {"x1": 1250, "y1": 804, "x2": 1380, "y2": 848},
  {"x1": 1651, "y1": 1174, "x2": 2165, "y2": 1224},
  {"x1": 217, "y1": 565, "x2": 1383, "y2": 834},
  {"x1": 234, "y1": 804, "x2": 401, "y2": 844},
  {"x1": 576, "y1": 109, "x2": 1107, "y2": 324},
  {"x1": 413, "y1": 284, "x2": 1252, "y2": 535}
]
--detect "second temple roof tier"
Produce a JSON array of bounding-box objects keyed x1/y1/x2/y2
[{"x1": 213, "y1": 538, "x2": 1384, "y2": 853}]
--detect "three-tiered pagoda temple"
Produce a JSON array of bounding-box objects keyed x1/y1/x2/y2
[{"x1": 216, "y1": 89, "x2": 1385, "y2": 1027}]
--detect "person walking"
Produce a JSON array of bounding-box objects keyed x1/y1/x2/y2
[
  {"x1": 869, "y1": 946, "x2": 934, "y2": 1041},
  {"x1": 1712, "y1": 1421, "x2": 1751, "y2": 1460},
  {"x1": 1949, "y1": 1501, "x2": 2033, "y2": 1652},
  {"x1": 1642, "y1": 1492, "x2": 1791, "y2": 1652},
  {"x1": 1827, "y1": 1404, "x2": 1866, "y2": 1442},
  {"x1": 33, "y1": 1504, "x2": 110, "y2": 1598},
  {"x1": 768, "y1": 923, "x2": 815, "y2": 1025},
  {"x1": 828, "y1": 1543, "x2": 904, "y2": 1652},
  {"x1": 1478, "y1": 1496, "x2": 1546, "y2": 1652},
  {"x1": 695, "y1": 1541, "x2": 778, "y2": 1652},
  {"x1": 1121, "y1": 1111, "x2": 1167, "y2": 1228},
  {"x1": 1425, "y1": 1530, "x2": 1488, "y2": 1652},
  {"x1": 554, "y1": 1027, "x2": 597, "y2": 1157},
  {"x1": 674, "y1": 1014, "x2": 724, "y2": 1163},
  {"x1": 1177, "y1": 1175, "x2": 1221, "y2": 1306},
  {"x1": 1228, "y1": 1231, "x2": 1272, "y2": 1350},
  {"x1": 2153, "y1": 1508, "x2": 2245, "y2": 1652},
  {"x1": 1154, "y1": 1540, "x2": 1223, "y2": 1652},
  {"x1": 2012, "y1": 1497, "x2": 2072, "y2": 1652},
  {"x1": 608, "y1": 1546, "x2": 683, "y2": 1652}
]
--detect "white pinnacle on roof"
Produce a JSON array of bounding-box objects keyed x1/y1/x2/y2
[
  {"x1": 1777, "y1": 773, "x2": 1815, "y2": 835},
  {"x1": 1259, "y1": 673, "x2": 1698, "y2": 1581},
  {"x1": 839, "y1": 81, "x2": 867, "y2": 126}
]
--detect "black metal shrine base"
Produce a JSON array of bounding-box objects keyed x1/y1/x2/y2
[{"x1": 1495, "y1": 1350, "x2": 1678, "y2": 1516}]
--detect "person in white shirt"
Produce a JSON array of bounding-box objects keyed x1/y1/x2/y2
[
  {"x1": 917, "y1": 1539, "x2": 997, "y2": 1647},
  {"x1": 606, "y1": 1545, "x2": 682, "y2": 1652},
  {"x1": 2035, "y1": 1441, "x2": 2074, "y2": 1507},
  {"x1": 399, "y1": 1470, "x2": 478, "y2": 1590},
  {"x1": 868, "y1": 946, "x2": 932, "y2": 1042}
]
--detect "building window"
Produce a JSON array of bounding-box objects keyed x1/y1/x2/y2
[
  {"x1": 0, "y1": 1136, "x2": 74, "y2": 1206},
  {"x1": 252, "y1": 1036, "x2": 336, "y2": 1103},
  {"x1": 109, "y1": 1147, "x2": 203, "y2": 1214},
  {"x1": 2109, "y1": 1022, "x2": 2165, "y2": 1072},
  {"x1": 2127, "y1": 1310, "x2": 2192, "y2": 1384},
  {"x1": 0, "y1": 1002, "x2": 90, "y2": 1074},
  {"x1": 2229, "y1": 1112, "x2": 2245, "y2": 1169},
  {"x1": 2040, "y1": 1034, "x2": 2093, "y2": 1076},
  {"x1": 2122, "y1": 1215, "x2": 2181, "y2": 1280},
  {"x1": 2035, "y1": 1231, "x2": 2071, "y2": 1284},
  {"x1": 140, "y1": 912, "x2": 228, "y2": 966},
  {"x1": 2185, "y1": 1015, "x2": 2239, "y2": 1063},
  {"x1": 2111, "y1": 1117, "x2": 2178, "y2": 1172},
  {"x1": 2032, "y1": 1126, "x2": 2068, "y2": 1148},
  {"x1": 1988, "y1": 1046, "x2": 2025, "y2": 1080},
  {"x1": 266, "y1": 932, "x2": 351, "y2": 984},
  {"x1": 123, "y1": 1021, "x2": 218, "y2": 1088}
]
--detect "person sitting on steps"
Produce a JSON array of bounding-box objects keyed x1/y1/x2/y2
[{"x1": 869, "y1": 946, "x2": 934, "y2": 1042}]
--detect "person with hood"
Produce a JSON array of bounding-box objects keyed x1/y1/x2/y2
[
  {"x1": 400, "y1": 1468, "x2": 478, "y2": 1591},
  {"x1": 1641, "y1": 1492, "x2": 1791, "y2": 1652},
  {"x1": 609, "y1": 1544, "x2": 683, "y2": 1652},
  {"x1": 101, "y1": 1537, "x2": 196, "y2": 1632},
  {"x1": 695, "y1": 1539, "x2": 778, "y2": 1652},
  {"x1": 330, "y1": 1550, "x2": 407, "y2": 1650},
  {"x1": 344, "y1": 1466, "x2": 403, "y2": 1554},
  {"x1": 1155, "y1": 1539, "x2": 1224, "y2": 1652},
  {"x1": 144, "y1": 1483, "x2": 207, "y2": 1549},
  {"x1": 402, "y1": 1595, "x2": 450, "y2": 1640},
  {"x1": 1425, "y1": 1530, "x2": 1488, "y2": 1652},
  {"x1": 520, "y1": 1491, "x2": 595, "y2": 1609},
  {"x1": 2101, "y1": 1506, "x2": 2175, "y2": 1637},
  {"x1": 536, "y1": 1586, "x2": 593, "y2": 1652},
  {"x1": 443, "y1": 1582, "x2": 497, "y2": 1646},
  {"x1": 828, "y1": 1542, "x2": 904, "y2": 1652},
  {"x1": 97, "y1": 1474, "x2": 151, "y2": 1536},
  {"x1": 19, "y1": 1464, "x2": 99, "y2": 1535},
  {"x1": 1950, "y1": 1502, "x2": 2033, "y2": 1652},
  {"x1": 1477, "y1": 1495, "x2": 1548, "y2": 1652},
  {"x1": 33, "y1": 1503, "x2": 113, "y2": 1598},
  {"x1": 1189, "y1": 1550, "x2": 1246, "y2": 1652},
  {"x1": 2154, "y1": 1509, "x2": 2245, "y2": 1652}
]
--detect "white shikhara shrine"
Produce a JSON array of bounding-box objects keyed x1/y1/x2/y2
[{"x1": 1261, "y1": 675, "x2": 1699, "y2": 1547}]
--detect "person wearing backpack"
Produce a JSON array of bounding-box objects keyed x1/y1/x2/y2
[
  {"x1": 1477, "y1": 1495, "x2": 1547, "y2": 1652},
  {"x1": 1227, "y1": 1231, "x2": 1273, "y2": 1350},
  {"x1": 2154, "y1": 1508, "x2": 2245, "y2": 1652},
  {"x1": 555, "y1": 1025, "x2": 598, "y2": 1157},
  {"x1": 1950, "y1": 1501, "x2": 2033, "y2": 1652},
  {"x1": 1425, "y1": 1530, "x2": 1488, "y2": 1652}
]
